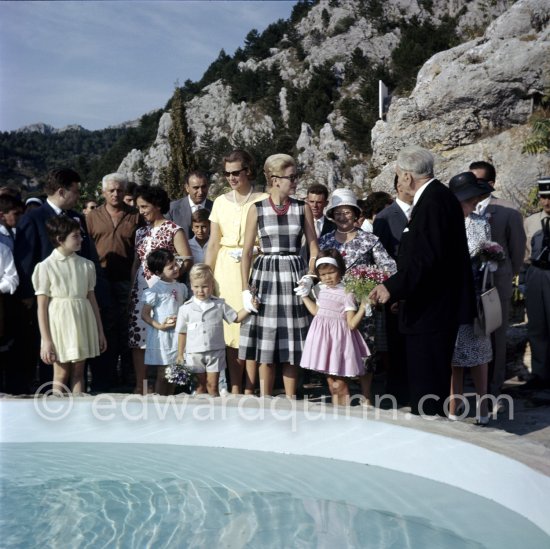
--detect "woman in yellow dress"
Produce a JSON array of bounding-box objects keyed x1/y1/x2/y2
[{"x1": 205, "y1": 150, "x2": 268, "y2": 394}]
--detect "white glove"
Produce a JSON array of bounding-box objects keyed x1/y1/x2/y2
[
  {"x1": 229, "y1": 249, "x2": 243, "y2": 262},
  {"x1": 242, "y1": 290, "x2": 259, "y2": 313},
  {"x1": 293, "y1": 275, "x2": 315, "y2": 297}
]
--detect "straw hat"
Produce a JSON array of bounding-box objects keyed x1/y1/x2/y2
[
  {"x1": 449, "y1": 172, "x2": 493, "y2": 202},
  {"x1": 325, "y1": 188, "x2": 361, "y2": 221}
]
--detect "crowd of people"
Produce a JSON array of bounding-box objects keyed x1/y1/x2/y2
[{"x1": 1, "y1": 146, "x2": 549, "y2": 423}]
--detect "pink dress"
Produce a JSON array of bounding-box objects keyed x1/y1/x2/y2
[{"x1": 301, "y1": 284, "x2": 370, "y2": 377}]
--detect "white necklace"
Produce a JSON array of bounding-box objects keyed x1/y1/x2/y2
[
  {"x1": 233, "y1": 188, "x2": 252, "y2": 208},
  {"x1": 336, "y1": 227, "x2": 356, "y2": 234}
]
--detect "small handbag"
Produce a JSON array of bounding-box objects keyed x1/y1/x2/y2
[{"x1": 474, "y1": 265, "x2": 502, "y2": 336}]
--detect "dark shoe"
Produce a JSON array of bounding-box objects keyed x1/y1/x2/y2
[{"x1": 519, "y1": 377, "x2": 550, "y2": 391}]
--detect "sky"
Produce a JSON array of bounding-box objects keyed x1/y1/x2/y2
[{"x1": 0, "y1": 0, "x2": 296, "y2": 132}]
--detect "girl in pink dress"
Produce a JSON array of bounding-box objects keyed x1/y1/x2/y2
[{"x1": 300, "y1": 249, "x2": 370, "y2": 405}]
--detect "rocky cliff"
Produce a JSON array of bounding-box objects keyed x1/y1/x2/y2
[
  {"x1": 118, "y1": 0, "x2": 549, "y2": 204},
  {"x1": 371, "y1": 0, "x2": 550, "y2": 202}
]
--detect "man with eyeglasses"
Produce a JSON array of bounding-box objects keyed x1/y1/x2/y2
[{"x1": 167, "y1": 171, "x2": 212, "y2": 239}]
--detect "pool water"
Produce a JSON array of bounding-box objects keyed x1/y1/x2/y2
[{"x1": 2, "y1": 443, "x2": 548, "y2": 548}]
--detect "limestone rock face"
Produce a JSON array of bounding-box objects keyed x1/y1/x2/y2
[
  {"x1": 118, "y1": 112, "x2": 172, "y2": 185},
  {"x1": 186, "y1": 81, "x2": 275, "y2": 153},
  {"x1": 370, "y1": 0, "x2": 550, "y2": 203},
  {"x1": 296, "y1": 122, "x2": 350, "y2": 195}
]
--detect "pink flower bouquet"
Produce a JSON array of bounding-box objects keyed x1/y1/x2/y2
[{"x1": 343, "y1": 266, "x2": 391, "y2": 302}]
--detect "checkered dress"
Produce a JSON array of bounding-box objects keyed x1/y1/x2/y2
[{"x1": 239, "y1": 198, "x2": 310, "y2": 365}]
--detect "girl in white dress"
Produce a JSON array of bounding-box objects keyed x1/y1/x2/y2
[
  {"x1": 32, "y1": 216, "x2": 106, "y2": 394},
  {"x1": 141, "y1": 249, "x2": 187, "y2": 395}
]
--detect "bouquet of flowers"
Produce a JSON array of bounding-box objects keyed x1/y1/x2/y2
[
  {"x1": 165, "y1": 361, "x2": 196, "y2": 392},
  {"x1": 478, "y1": 241, "x2": 505, "y2": 272},
  {"x1": 343, "y1": 266, "x2": 391, "y2": 316}
]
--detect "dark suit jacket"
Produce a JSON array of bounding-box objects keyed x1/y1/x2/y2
[
  {"x1": 484, "y1": 197, "x2": 526, "y2": 299},
  {"x1": 319, "y1": 216, "x2": 336, "y2": 237},
  {"x1": 384, "y1": 180, "x2": 475, "y2": 334},
  {"x1": 372, "y1": 201, "x2": 408, "y2": 259},
  {"x1": 14, "y1": 202, "x2": 99, "y2": 299},
  {"x1": 166, "y1": 197, "x2": 213, "y2": 239}
]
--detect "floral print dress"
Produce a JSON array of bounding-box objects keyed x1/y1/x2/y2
[{"x1": 128, "y1": 221, "x2": 181, "y2": 349}]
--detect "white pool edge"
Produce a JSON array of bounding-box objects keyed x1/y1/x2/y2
[{"x1": 1, "y1": 397, "x2": 549, "y2": 537}]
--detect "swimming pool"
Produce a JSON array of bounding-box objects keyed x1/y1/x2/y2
[{"x1": 1, "y1": 397, "x2": 549, "y2": 547}]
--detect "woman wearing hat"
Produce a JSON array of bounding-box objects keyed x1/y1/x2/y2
[
  {"x1": 319, "y1": 188, "x2": 396, "y2": 404},
  {"x1": 239, "y1": 154, "x2": 319, "y2": 397},
  {"x1": 448, "y1": 172, "x2": 495, "y2": 425}
]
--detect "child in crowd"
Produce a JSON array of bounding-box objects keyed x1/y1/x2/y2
[
  {"x1": 188, "y1": 209, "x2": 210, "y2": 263},
  {"x1": 300, "y1": 249, "x2": 370, "y2": 405},
  {"x1": 32, "y1": 216, "x2": 106, "y2": 394},
  {"x1": 140, "y1": 249, "x2": 188, "y2": 395},
  {"x1": 0, "y1": 195, "x2": 24, "y2": 251},
  {"x1": 176, "y1": 264, "x2": 257, "y2": 396}
]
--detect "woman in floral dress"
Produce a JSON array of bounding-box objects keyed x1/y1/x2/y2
[
  {"x1": 319, "y1": 188, "x2": 396, "y2": 405},
  {"x1": 128, "y1": 185, "x2": 192, "y2": 394},
  {"x1": 448, "y1": 172, "x2": 494, "y2": 424}
]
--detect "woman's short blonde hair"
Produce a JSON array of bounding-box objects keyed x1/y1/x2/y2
[
  {"x1": 189, "y1": 263, "x2": 214, "y2": 283},
  {"x1": 264, "y1": 154, "x2": 296, "y2": 182}
]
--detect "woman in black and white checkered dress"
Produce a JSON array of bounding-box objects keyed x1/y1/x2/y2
[{"x1": 239, "y1": 154, "x2": 319, "y2": 397}]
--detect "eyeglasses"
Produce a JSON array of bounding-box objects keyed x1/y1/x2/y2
[
  {"x1": 272, "y1": 174, "x2": 299, "y2": 183},
  {"x1": 223, "y1": 167, "x2": 247, "y2": 178},
  {"x1": 333, "y1": 209, "x2": 356, "y2": 217}
]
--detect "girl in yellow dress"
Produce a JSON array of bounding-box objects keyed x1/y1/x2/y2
[{"x1": 32, "y1": 216, "x2": 106, "y2": 394}]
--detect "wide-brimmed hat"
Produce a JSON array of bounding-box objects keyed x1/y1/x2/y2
[
  {"x1": 325, "y1": 188, "x2": 361, "y2": 221},
  {"x1": 449, "y1": 172, "x2": 493, "y2": 202},
  {"x1": 538, "y1": 176, "x2": 550, "y2": 197}
]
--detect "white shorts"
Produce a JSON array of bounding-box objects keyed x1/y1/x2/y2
[{"x1": 186, "y1": 349, "x2": 226, "y2": 373}]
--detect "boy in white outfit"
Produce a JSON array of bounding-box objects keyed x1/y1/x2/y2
[{"x1": 176, "y1": 264, "x2": 257, "y2": 395}]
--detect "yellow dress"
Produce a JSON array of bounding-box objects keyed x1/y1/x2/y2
[
  {"x1": 209, "y1": 192, "x2": 268, "y2": 348},
  {"x1": 32, "y1": 249, "x2": 100, "y2": 363}
]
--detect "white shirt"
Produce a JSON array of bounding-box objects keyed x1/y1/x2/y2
[
  {"x1": 314, "y1": 217, "x2": 328, "y2": 237},
  {"x1": 476, "y1": 195, "x2": 491, "y2": 216},
  {"x1": 47, "y1": 199, "x2": 63, "y2": 215},
  {"x1": 0, "y1": 242, "x2": 18, "y2": 294},
  {"x1": 396, "y1": 198, "x2": 412, "y2": 219},
  {"x1": 189, "y1": 237, "x2": 208, "y2": 263},
  {"x1": 189, "y1": 196, "x2": 207, "y2": 213},
  {"x1": 412, "y1": 178, "x2": 435, "y2": 207},
  {"x1": 0, "y1": 225, "x2": 14, "y2": 251},
  {"x1": 361, "y1": 219, "x2": 373, "y2": 233}
]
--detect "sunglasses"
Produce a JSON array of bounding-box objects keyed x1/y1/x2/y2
[
  {"x1": 223, "y1": 167, "x2": 247, "y2": 178},
  {"x1": 272, "y1": 173, "x2": 299, "y2": 183}
]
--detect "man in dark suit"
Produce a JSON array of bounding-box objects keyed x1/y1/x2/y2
[
  {"x1": 370, "y1": 146, "x2": 474, "y2": 416},
  {"x1": 372, "y1": 175, "x2": 413, "y2": 405},
  {"x1": 13, "y1": 168, "x2": 99, "y2": 392},
  {"x1": 373, "y1": 175, "x2": 412, "y2": 260},
  {"x1": 166, "y1": 171, "x2": 213, "y2": 239},
  {"x1": 306, "y1": 183, "x2": 336, "y2": 238},
  {"x1": 469, "y1": 161, "x2": 527, "y2": 395}
]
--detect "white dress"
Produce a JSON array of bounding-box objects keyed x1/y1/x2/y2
[
  {"x1": 32, "y1": 250, "x2": 99, "y2": 363},
  {"x1": 143, "y1": 280, "x2": 187, "y2": 366}
]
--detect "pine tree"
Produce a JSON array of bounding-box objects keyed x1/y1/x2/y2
[{"x1": 164, "y1": 87, "x2": 196, "y2": 199}]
